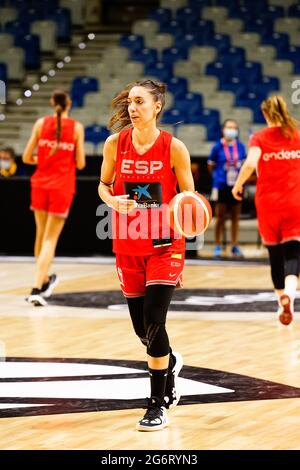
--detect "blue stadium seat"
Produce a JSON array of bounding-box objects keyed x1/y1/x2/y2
[
  {"x1": 161, "y1": 108, "x2": 188, "y2": 125},
  {"x1": 71, "y1": 77, "x2": 99, "y2": 107},
  {"x1": 85, "y1": 125, "x2": 110, "y2": 146},
  {"x1": 14, "y1": 34, "x2": 40, "y2": 69},
  {"x1": 261, "y1": 33, "x2": 289, "y2": 55},
  {"x1": 174, "y1": 33, "x2": 200, "y2": 50},
  {"x1": 277, "y1": 45, "x2": 300, "y2": 63},
  {"x1": 260, "y1": 5, "x2": 285, "y2": 21},
  {"x1": 17, "y1": 7, "x2": 43, "y2": 23},
  {"x1": 244, "y1": 18, "x2": 273, "y2": 36},
  {"x1": 0, "y1": 63, "x2": 7, "y2": 82},
  {"x1": 145, "y1": 62, "x2": 173, "y2": 82},
  {"x1": 149, "y1": 8, "x2": 172, "y2": 27},
  {"x1": 206, "y1": 61, "x2": 230, "y2": 83},
  {"x1": 235, "y1": 91, "x2": 265, "y2": 110},
  {"x1": 175, "y1": 93, "x2": 203, "y2": 117},
  {"x1": 188, "y1": 0, "x2": 206, "y2": 12},
  {"x1": 251, "y1": 76, "x2": 280, "y2": 96},
  {"x1": 166, "y1": 77, "x2": 188, "y2": 98},
  {"x1": 288, "y1": 4, "x2": 300, "y2": 18},
  {"x1": 131, "y1": 48, "x2": 158, "y2": 68},
  {"x1": 218, "y1": 47, "x2": 246, "y2": 69},
  {"x1": 207, "y1": 34, "x2": 231, "y2": 53},
  {"x1": 4, "y1": 20, "x2": 30, "y2": 37},
  {"x1": 160, "y1": 20, "x2": 183, "y2": 36},
  {"x1": 229, "y1": 6, "x2": 256, "y2": 21},
  {"x1": 189, "y1": 19, "x2": 214, "y2": 38},
  {"x1": 188, "y1": 108, "x2": 220, "y2": 140},
  {"x1": 162, "y1": 47, "x2": 188, "y2": 66},
  {"x1": 235, "y1": 62, "x2": 263, "y2": 85},
  {"x1": 253, "y1": 107, "x2": 266, "y2": 124},
  {"x1": 49, "y1": 8, "x2": 71, "y2": 42},
  {"x1": 120, "y1": 35, "x2": 144, "y2": 53},
  {"x1": 219, "y1": 77, "x2": 247, "y2": 98}
]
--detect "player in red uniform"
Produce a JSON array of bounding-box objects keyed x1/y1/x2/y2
[
  {"x1": 232, "y1": 95, "x2": 300, "y2": 325},
  {"x1": 23, "y1": 90, "x2": 85, "y2": 306},
  {"x1": 99, "y1": 79, "x2": 194, "y2": 431}
]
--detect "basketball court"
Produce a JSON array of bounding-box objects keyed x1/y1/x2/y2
[{"x1": 1, "y1": 256, "x2": 300, "y2": 450}]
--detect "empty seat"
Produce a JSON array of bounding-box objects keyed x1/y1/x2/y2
[
  {"x1": 31, "y1": 21, "x2": 57, "y2": 52},
  {"x1": 132, "y1": 19, "x2": 159, "y2": 38},
  {"x1": 61, "y1": 0, "x2": 85, "y2": 26}
]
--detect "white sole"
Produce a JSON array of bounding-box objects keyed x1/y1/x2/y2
[
  {"x1": 41, "y1": 276, "x2": 59, "y2": 298},
  {"x1": 168, "y1": 352, "x2": 183, "y2": 410},
  {"x1": 26, "y1": 295, "x2": 48, "y2": 307},
  {"x1": 136, "y1": 419, "x2": 169, "y2": 432}
]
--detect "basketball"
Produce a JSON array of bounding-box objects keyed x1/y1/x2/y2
[{"x1": 168, "y1": 191, "x2": 212, "y2": 238}]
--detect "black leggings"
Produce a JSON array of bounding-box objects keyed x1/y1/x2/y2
[
  {"x1": 267, "y1": 241, "x2": 300, "y2": 290},
  {"x1": 127, "y1": 285, "x2": 175, "y2": 358}
]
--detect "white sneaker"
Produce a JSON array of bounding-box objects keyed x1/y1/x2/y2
[
  {"x1": 26, "y1": 293, "x2": 48, "y2": 307},
  {"x1": 136, "y1": 397, "x2": 169, "y2": 432},
  {"x1": 164, "y1": 351, "x2": 183, "y2": 410},
  {"x1": 41, "y1": 274, "x2": 59, "y2": 298}
]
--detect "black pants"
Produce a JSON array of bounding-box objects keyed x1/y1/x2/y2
[
  {"x1": 126, "y1": 285, "x2": 175, "y2": 358},
  {"x1": 267, "y1": 241, "x2": 300, "y2": 290}
]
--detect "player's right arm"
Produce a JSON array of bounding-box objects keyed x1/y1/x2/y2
[
  {"x1": 22, "y1": 118, "x2": 43, "y2": 165},
  {"x1": 98, "y1": 133, "x2": 137, "y2": 214},
  {"x1": 74, "y1": 121, "x2": 86, "y2": 170}
]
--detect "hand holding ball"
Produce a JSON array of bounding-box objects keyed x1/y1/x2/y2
[{"x1": 168, "y1": 191, "x2": 212, "y2": 238}]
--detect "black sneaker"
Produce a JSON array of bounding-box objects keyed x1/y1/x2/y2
[
  {"x1": 26, "y1": 288, "x2": 47, "y2": 307},
  {"x1": 41, "y1": 274, "x2": 59, "y2": 298},
  {"x1": 164, "y1": 352, "x2": 183, "y2": 410},
  {"x1": 136, "y1": 397, "x2": 169, "y2": 432}
]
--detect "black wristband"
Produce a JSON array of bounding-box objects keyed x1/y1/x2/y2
[{"x1": 100, "y1": 179, "x2": 114, "y2": 187}]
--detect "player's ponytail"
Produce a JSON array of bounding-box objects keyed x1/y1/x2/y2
[
  {"x1": 261, "y1": 95, "x2": 299, "y2": 139},
  {"x1": 109, "y1": 79, "x2": 166, "y2": 132},
  {"x1": 50, "y1": 90, "x2": 69, "y2": 155}
]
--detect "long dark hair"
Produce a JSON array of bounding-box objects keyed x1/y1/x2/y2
[
  {"x1": 261, "y1": 95, "x2": 299, "y2": 139},
  {"x1": 108, "y1": 79, "x2": 166, "y2": 132},
  {"x1": 50, "y1": 90, "x2": 69, "y2": 154}
]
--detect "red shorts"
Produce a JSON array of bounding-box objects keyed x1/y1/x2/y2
[
  {"x1": 30, "y1": 186, "x2": 74, "y2": 218},
  {"x1": 257, "y1": 205, "x2": 300, "y2": 245},
  {"x1": 115, "y1": 249, "x2": 185, "y2": 298}
]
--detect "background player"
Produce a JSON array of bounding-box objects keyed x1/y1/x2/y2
[
  {"x1": 99, "y1": 79, "x2": 195, "y2": 431},
  {"x1": 23, "y1": 90, "x2": 85, "y2": 306},
  {"x1": 232, "y1": 95, "x2": 300, "y2": 324}
]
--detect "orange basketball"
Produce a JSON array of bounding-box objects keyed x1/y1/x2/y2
[{"x1": 168, "y1": 191, "x2": 212, "y2": 238}]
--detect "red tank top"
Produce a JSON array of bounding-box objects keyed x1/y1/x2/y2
[
  {"x1": 112, "y1": 128, "x2": 185, "y2": 255},
  {"x1": 249, "y1": 127, "x2": 300, "y2": 210},
  {"x1": 31, "y1": 115, "x2": 76, "y2": 192}
]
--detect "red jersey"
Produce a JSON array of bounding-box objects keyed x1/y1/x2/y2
[
  {"x1": 249, "y1": 126, "x2": 300, "y2": 210},
  {"x1": 31, "y1": 115, "x2": 76, "y2": 193},
  {"x1": 112, "y1": 128, "x2": 185, "y2": 255}
]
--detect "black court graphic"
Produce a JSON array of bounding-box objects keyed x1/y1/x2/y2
[
  {"x1": 124, "y1": 182, "x2": 162, "y2": 208},
  {"x1": 48, "y1": 289, "x2": 300, "y2": 312},
  {"x1": 0, "y1": 358, "x2": 300, "y2": 418}
]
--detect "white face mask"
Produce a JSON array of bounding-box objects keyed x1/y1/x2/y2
[
  {"x1": 223, "y1": 128, "x2": 238, "y2": 140},
  {"x1": 0, "y1": 159, "x2": 11, "y2": 170}
]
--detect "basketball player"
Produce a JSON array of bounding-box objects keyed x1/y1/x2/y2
[
  {"x1": 22, "y1": 90, "x2": 85, "y2": 306},
  {"x1": 232, "y1": 96, "x2": 300, "y2": 325},
  {"x1": 99, "y1": 79, "x2": 195, "y2": 431}
]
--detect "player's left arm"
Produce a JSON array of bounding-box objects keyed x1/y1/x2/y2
[
  {"x1": 171, "y1": 137, "x2": 195, "y2": 192},
  {"x1": 22, "y1": 118, "x2": 43, "y2": 165},
  {"x1": 232, "y1": 146, "x2": 261, "y2": 201}
]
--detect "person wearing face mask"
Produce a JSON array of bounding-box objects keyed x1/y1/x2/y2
[
  {"x1": 0, "y1": 147, "x2": 25, "y2": 177},
  {"x1": 207, "y1": 119, "x2": 246, "y2": 258}
]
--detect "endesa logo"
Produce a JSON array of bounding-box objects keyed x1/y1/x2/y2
[
  {"x1": 263, "y1": 149, "x2": 300, "y2": 161},
  {"x1": 38, "y1": 139, "x2": 75, "y2": 152}
]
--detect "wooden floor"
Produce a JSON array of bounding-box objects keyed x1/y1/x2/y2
[{"x1": 0, "y1": 258, "x2": 300, "y2": 450}]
